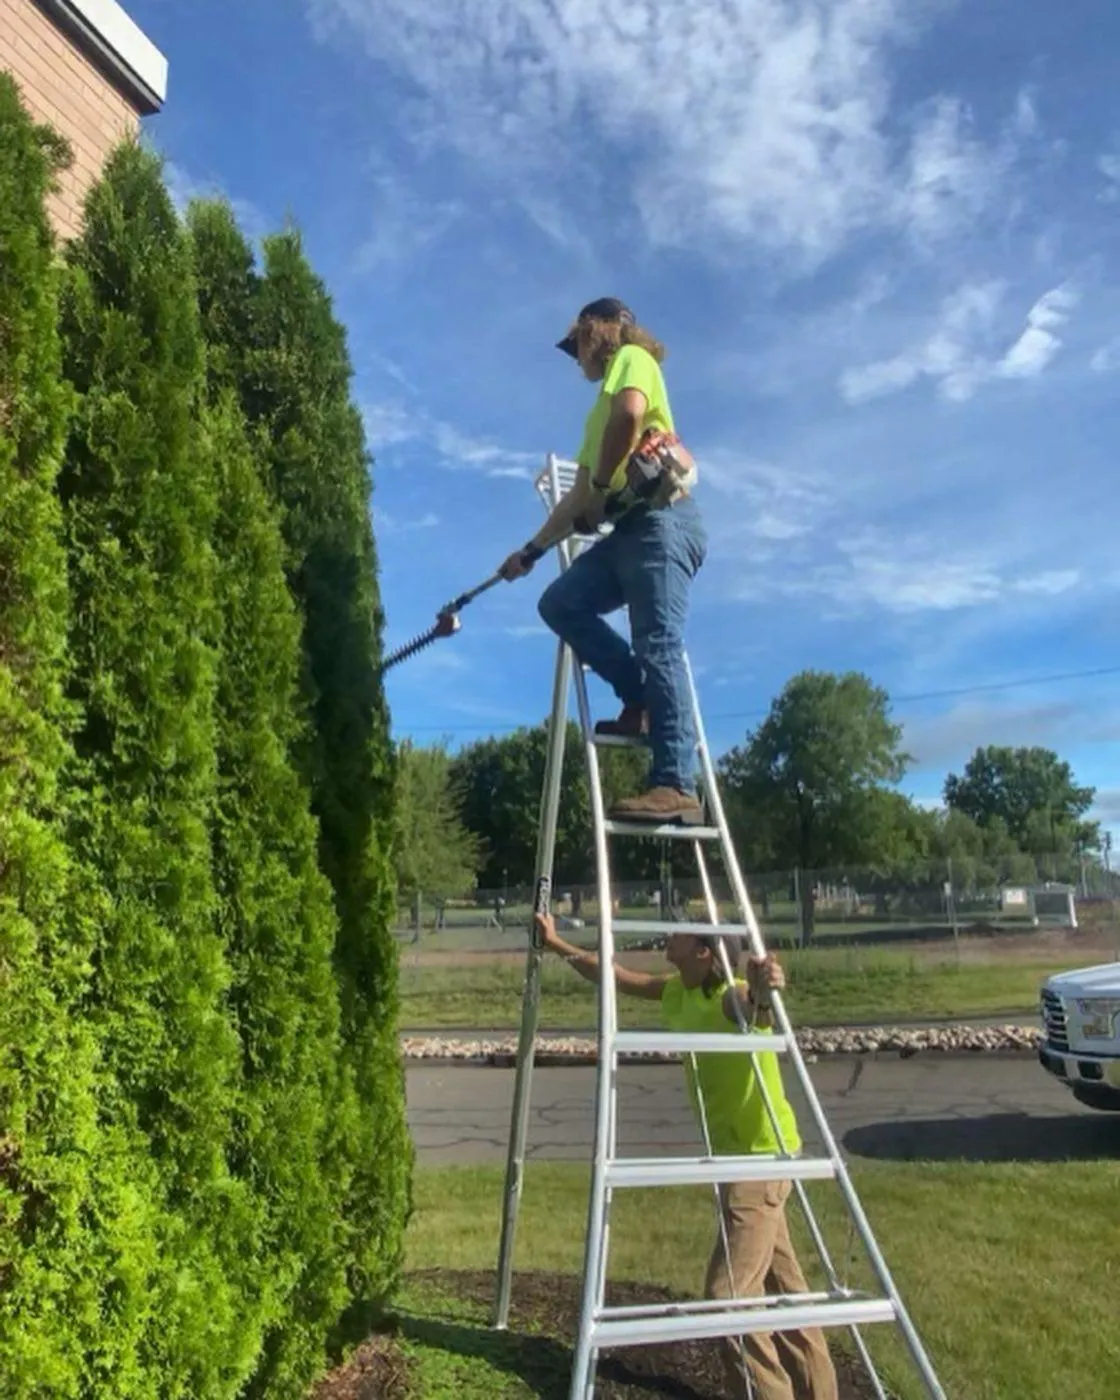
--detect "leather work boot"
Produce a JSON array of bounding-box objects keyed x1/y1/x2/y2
[
  {"x1": 608, "y1": 787, "x2": 704, "y2": 825},
  {"x1": 594, "y1": 704, "x2": 648, "y2": 740}
]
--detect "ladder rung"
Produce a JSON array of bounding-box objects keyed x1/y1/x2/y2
[
  {"x1": 605, "y1": 1154, "x2": 836, "y2": 1188},
  {"x1": 591, "y1": 733, "x2": 648, "y2": 749},
  {"x1": 592, "y1": 1297, "x2": 897, "y2": 1349},
  {"x1": 615, "y1": 1031, "x2": 791, "y2": 1057},
  {"x1": 599, "y1": 1287, "x2": 866, "y2": 1322},
  {"x1": 603, "y1": 820, "x2": 720, "y2": 840},
  {"x1": 612, "y1": 920, "x2": 750, "y2": 939}
]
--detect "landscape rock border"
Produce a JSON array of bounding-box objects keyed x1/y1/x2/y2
[{"x1": 401, "y1": 1023, "x2": 1044, "y2": 1066}]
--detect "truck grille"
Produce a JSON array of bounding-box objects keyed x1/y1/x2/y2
[{"x1": 1041, "y1": 990, "x2": 1069, "y2": 1051}]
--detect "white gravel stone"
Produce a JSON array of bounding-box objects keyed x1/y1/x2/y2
[{"x1": 400, "y1": 1023, "x2": 1044, "y2": 1064}]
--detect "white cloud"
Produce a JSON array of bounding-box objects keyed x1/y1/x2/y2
[
  {"x1": 377, "y1": 510, "x2": 441, "y2": 534},
  {"x1": 363, "y1": 399, "x2": 539, "y2": 479},
  {"x1": 996, "y1": 284, "x2": 1079, "y2": 380},
  {"x1": 1097, "y1": 142, "x2": 1120, "y2": 203},
  {"x1": 1090, "y1": 337, "x2": 1120, "y2": 374},
  {"x1": 839, "y1": 280, "x2": 1004, "y2": 403},
  {"x1": 905, "y1": 701, "x2": 1081, "y2": 770},
  {"x1": 1091, "y1": 789, "x2": 1120, "y2": 825},
  {"x1": 307, "y1": 0, "x2": 1030, "y2": 266},
  {"x1": 163, "y1": 160, "x2": 269, "y2": 242},
  {"x1": 698, "y1": 452, "x2": 829, "y2": 544},
  {"x1": 1012, "y1": 569, "x2": 1080, "y2": 597},
  {"x1": 840, "y1": 281, "x2": 1078, "y2": 404},
  {"x1": 353, "y1": 168, "x2": 464, "y2": 270}
]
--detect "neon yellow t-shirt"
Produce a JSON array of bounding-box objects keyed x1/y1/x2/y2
[
  {"x1": 576, "y1": 344, "x2": 674, "y2": 492},
  {"x1": 660, "y1": 976, "x2": 802, "y2": 1156}
]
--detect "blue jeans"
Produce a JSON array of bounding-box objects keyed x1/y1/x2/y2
[{"x1": 538, "y1": 499, "x2": 707, "y2": 792}]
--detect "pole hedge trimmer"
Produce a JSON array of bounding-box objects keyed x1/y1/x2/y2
[{"x1": 378, "y1": 571, "x2": 504, "y2": 675}]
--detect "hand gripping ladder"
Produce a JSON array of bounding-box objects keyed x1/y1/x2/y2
[{"x1": 493, "y1": 455, "x2": 947, "y2": 1400}]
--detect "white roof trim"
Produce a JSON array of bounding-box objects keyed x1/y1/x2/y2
[{"x1": 41, "y1": 0, "x2": 168, "y2": 111}]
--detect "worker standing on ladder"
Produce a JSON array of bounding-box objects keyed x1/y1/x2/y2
[
  {"x1": 499, "y1": 298, "x2": 707, "y2": 825},
  {"x1": 534, "y1": 911, "x2": 840, "y2": 1400}
]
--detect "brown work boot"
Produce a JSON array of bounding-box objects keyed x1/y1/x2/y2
[
  {"x1": 594, "y1": 704, "x2": 649, "y2": 740},
  {"x1": 609, "y1": 787, "x2": 704, "y2": 825}
]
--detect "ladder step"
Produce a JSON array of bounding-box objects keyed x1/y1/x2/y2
[
  {"x1": 592, "y1": 733, "x2": 648, "y2": 750},
  {"x1": 592, "y1": 1297, "x2": 897, "y2": 1350},
  {"x1": 600, "y1": 1287, "x2": 862, "y2": 1322},
  {"x1": 615, "y1": 1030, "x2": 791, "y2": 1057},
  {"x1": 603, "y1": 820, "x2": 720, "y2": 840},
  {"x1": 613, "y1": 920, "x2": 751, "y2": 939},
  {"x1": 605, "y1": 1154, "x2": 837, "y2": 1188}
]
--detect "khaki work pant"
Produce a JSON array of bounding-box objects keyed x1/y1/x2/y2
[{"x1": 705, "y1": 1179, "x2": 839, "y2": 1400}]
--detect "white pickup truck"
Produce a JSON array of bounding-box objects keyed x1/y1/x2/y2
[{"x1": 1039, "y1": 963, "x2": 1120, "y2": 1111}]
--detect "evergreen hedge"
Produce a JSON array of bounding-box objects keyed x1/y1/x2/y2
[
  {"x1": 0, "y1": 72, "x2": 105, "y2": 1394},
  {"x1": 191, "y1": 211, "x2": 411, "y2": 1310},
  {"x1": 1, "y1": 102, "x2": 407, "y2": 1393}
]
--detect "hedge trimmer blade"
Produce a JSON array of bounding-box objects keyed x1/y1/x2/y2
[{"x1": 378, "y1": 572, "x2": 503, "y2": 676}]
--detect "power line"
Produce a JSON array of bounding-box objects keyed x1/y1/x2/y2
[{"x1": 393, "y1": 663, "x2": 1120, "y2": 738}]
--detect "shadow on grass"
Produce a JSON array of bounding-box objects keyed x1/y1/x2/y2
[
  {"x1": 845, "y1": 1112, "x2": 1120, "y2": 1163},
  {"x1": 393, "y1": 1309, "x2": 713, "y2": 1400}
]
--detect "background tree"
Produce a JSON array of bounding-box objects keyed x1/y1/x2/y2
[
  {"x1": 944, "y1": 746, "x2": 1098, "y2": 856},
  {"x1": 451, "y1": 721, "x2": 658, "y2": 889},
  {"x1": 719, "y1": 671, "x2": 909, "y2": 934},
  {"x1": 393, "y1": 739, "x2": 482, "y2": 897}
]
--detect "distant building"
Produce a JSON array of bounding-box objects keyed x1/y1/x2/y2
[{"x1": 1, "y1": 0, "x2": 167, "y2": 238}]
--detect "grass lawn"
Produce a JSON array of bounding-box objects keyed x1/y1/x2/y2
[
  {"x1": 378, "y1": 1159, "x2": 1120, "y2": 1399},
  {"x1": 397, "y1": 945, "x2": 1098, "y2": 1030}
]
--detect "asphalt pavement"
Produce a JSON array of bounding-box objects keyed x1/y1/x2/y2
[{"x1": 406, "y1": 1054, "x2": 1120, "y2": 1166}]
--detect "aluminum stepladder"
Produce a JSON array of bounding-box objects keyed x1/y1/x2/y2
[{"x1": 493, "y1": 454, "x2": 947, "y2": 1400}]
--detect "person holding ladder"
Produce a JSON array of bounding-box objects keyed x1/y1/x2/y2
[{"x1": 534, "y1": 909, "x2": 840, "y2": 1400}]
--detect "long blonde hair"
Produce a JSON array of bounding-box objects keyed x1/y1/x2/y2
[{"x1": 577, "y1": 318, "x2": 666, "y2": 379}]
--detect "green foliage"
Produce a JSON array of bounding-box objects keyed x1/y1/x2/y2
[
  {"x1": 944, "y1": 745, "x2": 1098, "y2": 854},
  {"x1": 190, "y1": 205, "x2": 410, "y2": 1314},
  {"x1": 719, "y1": 671, "x2": 909, "y2": 873},
  {"x1": 450, "y1": 721, "x2": 655, "y2": 887},
  {"x1": 0, "y1": 71, "x2": 103, "y2": 1395},
  {"x1": 204, "y1": 386, "x2": 363, "y2": 1395},
  {"x1": 58, "y1": 140, "x2": 263, "y2": 1394},
  {"x1": 394, "y1": 740, "x2": 483, "y2": 896},
  {"x1": 1, "y1": 122, "x2": 408, "y2": 1394}
]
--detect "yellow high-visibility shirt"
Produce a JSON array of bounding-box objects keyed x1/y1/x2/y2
[
  {"x1": 576, "y1": 344, "x2": 674, "y2": 491},
  {"x1": 660, "y1": 976, "x2": 802, "y2": 1156}
]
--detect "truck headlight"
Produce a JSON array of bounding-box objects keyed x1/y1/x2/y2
[{"x1": 1076, "y1": 999, "x2": 1120, "y2": 1040}]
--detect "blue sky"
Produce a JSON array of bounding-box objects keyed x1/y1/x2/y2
[{"x1": 127, "y1": 0, "x2": 1120, "y2": 835}]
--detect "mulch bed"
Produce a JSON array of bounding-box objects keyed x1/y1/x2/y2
[{"x1": 312, "y1": 1270, "x2": 888, "y2": 1399}]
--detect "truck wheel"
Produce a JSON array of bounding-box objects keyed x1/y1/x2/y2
[{"x1": 1071, "y1": 1083, "x2": 1120, "y2": 1112}]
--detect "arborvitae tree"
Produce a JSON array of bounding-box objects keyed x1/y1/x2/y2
[
  {"x1": 58, "y1": 143, "x2": 255, "y2": 1395},
  {"x1": 191, "y1": 211, "x2": 409, "y2": 1316},
  {"x1": 203, "y1": 387, "x2": 354, "y2": 1394},
  {"x1": 190, "y1": 193, "x2": 382, "y2": 1396},
  {"x1": 0, "y1": 72, "x2": 103, "y2": 1395}
]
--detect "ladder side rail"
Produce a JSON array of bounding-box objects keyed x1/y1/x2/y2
[
  {"x1": 493, "y1": 635, "x2": 574, "y2": 1328},
  {"x1": 685, "y1": 657, "x2": 947, "y2": 1400},
  {"x1": 687, "y1": 852, "x2": 756, "y2": 1398},
  {"x1": 561, "y1": 529, "x2": 622, "y2": 1400}
]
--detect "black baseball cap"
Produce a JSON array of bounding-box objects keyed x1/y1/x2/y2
[{"x1": 556, "y1": 297, "x2": 636, "y2": 358}]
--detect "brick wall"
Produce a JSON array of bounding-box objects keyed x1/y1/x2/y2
[{"x1": 1, "y1": 0, "x2": 141, "y2": 239}]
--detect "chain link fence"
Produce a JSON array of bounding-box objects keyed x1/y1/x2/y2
[{"x1": 394, "y1": 853, "x2": 1120, "y2": 955}]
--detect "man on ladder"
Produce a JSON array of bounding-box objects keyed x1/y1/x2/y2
[
  {"x1": 533, "y1": 909, "x2": 840, "y2": 1400},
  {"x1": 499, "y1": 297, "x2": 707, "y2": 825}
]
